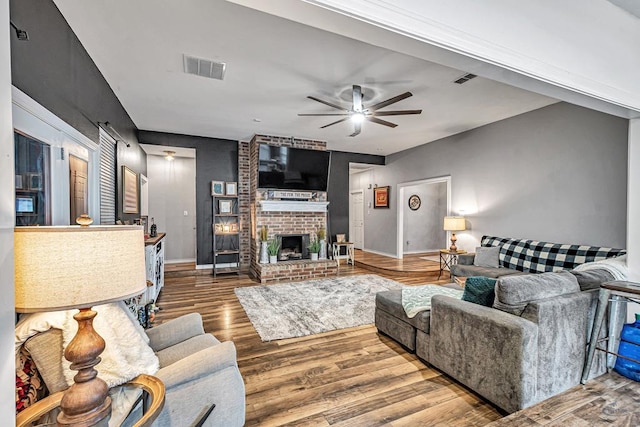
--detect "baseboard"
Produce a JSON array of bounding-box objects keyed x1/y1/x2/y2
[
  {"x1": 363, "y1": 248, "x2": 399, "y2": 258},
  {"x1": 165, "y1": 258, "x2": 196, "y2": 264},
  {"x1": 196, "y1": 264, "x2": 213, "y2": 270}
]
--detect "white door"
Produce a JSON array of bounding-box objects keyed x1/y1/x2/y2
[{"x1": 350, "y1": 191, "x2": 364, "y2": 249}]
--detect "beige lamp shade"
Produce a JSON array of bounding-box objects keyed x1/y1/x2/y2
[
  {"x1": 14, "y1": 225, "x2": 147, "y2": 313},
  {"x1": 443, "y1": 216, "x2": 466, "y2": 231}
]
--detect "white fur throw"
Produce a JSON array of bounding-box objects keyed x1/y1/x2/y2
[
  {"x1": 573, "y1": 254, "x2": 628, "y2": 281},
  {"x1": 16, "y1": 301, "x2": 159, "y2": 388}
]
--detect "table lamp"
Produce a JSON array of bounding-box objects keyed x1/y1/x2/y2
[
  {"x1": 443, "y1": 216, "x2": 466, "y2": 252},
  {"x1": 15, "y1": 223, "x2": 146, "y2": 426}
]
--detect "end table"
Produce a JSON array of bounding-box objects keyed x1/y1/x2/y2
[{"x1": 438, "y1": 249, "x2": 467, "y2": 279}]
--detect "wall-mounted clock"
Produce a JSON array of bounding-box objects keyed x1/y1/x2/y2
[{"x1": 408, "y1": 194, "x2": 421, "y2": 211}]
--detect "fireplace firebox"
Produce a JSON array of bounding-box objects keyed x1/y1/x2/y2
[{"x1": 277, "y1": 234, "x2": 310, "y2": 261}]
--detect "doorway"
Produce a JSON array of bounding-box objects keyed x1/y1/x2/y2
[
  {"x1": 397, "y1": 176, "x2": 451, "y2": 258},
  {"x1": 144, "y1": 146, "x2": 197, "y2": 264},
  {"x1": 349, "y1": 190, "x2": 364, "y2": 249},
  {"x1": 69, "y1": 155, "x2": 88, "y2": 224}
]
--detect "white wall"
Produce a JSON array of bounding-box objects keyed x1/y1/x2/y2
[
  {"x1": 0, "y1": 0, "x2": 15, "y2": 421},
  {"x1": 147, "y1": 154, "x2": 196, "y2": 263}
]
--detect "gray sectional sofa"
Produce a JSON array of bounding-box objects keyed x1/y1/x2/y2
[{"x1": 375, "y1": 235, "x2": 626, "y2": 413}]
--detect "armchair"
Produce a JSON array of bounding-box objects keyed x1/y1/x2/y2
[{"x1": 22, "y1": 313, "x2": 245, "y2": 426}]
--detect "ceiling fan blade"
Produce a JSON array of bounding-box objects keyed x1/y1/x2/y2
[
  {"x1": 320, "y1": 117, "x2": 350, "y2": 129},
  {"x1": 366, "y1": 116, "x2": 397, "y2": 128},
  {"x1": 353, "y1": 85, "x2": 363, "y2": 112},
  {"x1": 298, "y1": 113, "x2": 350, "y2": 116},
  {"x1": 307, "y1": 96, "x2": 348, "y2": 111},
  {"x1": 349, "y1": 121, "x2": 361, "y2": 137},
  {"x1": 373, "y1": 109, "x2": 422, "y2": 116},
  {"x1": 367, "y1": 92, "x2": 413, "y2": 111}
]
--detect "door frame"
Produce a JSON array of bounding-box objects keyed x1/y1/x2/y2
[
  {"x1": 349, "y1": 189, "x2": 365, "y2": 249},
  {"x1": 396, "y1": 175, "x2": 451, "y2": 259}
]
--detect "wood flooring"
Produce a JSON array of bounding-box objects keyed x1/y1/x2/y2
[{"x1": 155, "y1": 256, "x2": 639, "y2": 426}]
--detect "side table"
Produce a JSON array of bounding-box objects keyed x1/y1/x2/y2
[
  {"x1": 438, "y1": 249, "x2": 467, "y2": 279},
  {"x1": 581, "y1": 280, "x2": 640, "y2": 384},
  {"x1": 332, "y1": 242, "x2": 355, "y2": 268}
]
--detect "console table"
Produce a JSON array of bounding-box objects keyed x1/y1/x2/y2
[{"x1": 332, "y1": 242, "x2": 355, "y2": 268}]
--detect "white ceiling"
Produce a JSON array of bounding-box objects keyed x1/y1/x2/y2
[{"x1": 54, "y1": 0, "x2": 558, "y2": 156}]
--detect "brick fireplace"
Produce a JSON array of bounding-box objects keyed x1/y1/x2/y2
[{"x1": 249, "y1": 135, "x2": 338, "y2": 283}]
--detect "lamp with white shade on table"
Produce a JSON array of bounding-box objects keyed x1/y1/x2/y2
[
  {"x1": 443, "y1": 216, "x2": 466, "y2": 252},
  {"x1": 14, "y1": 222, "x2": 148, "y2": 426}
]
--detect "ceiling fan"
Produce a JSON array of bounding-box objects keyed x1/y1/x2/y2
[{"x1": 298, "y1": 85, "x2": 422, "y2": 137}]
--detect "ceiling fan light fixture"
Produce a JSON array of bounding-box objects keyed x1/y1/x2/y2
[
  {"x1": 164, "y1": 150, "x2": 176, "y2": 161},
  {"x1": 351, "y1": 112, "x2": 365, "y2": 124}
]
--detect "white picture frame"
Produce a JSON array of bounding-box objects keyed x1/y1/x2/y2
[{"x1": 225, "y1": 181, "x2": 238, "y2": 196}]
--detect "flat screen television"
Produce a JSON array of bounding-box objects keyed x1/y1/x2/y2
[{"x1": 258, "y1": 144, "x2": 330, "y2": 191}]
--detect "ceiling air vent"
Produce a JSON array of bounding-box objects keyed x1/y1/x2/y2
[
  {"x1": 453, "y1": 73, "x2": 477, "y2": 84},
  {"x1": 183, "y1": 54, "x2": 226, "y2": 80}
]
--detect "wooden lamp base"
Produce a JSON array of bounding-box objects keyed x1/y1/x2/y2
[
  {"x1": 58, "y1": 308, "x2": 112, "y2": 427},
  {"x1": 449, "y1": 232, "x2": 459, "y2": 252}
]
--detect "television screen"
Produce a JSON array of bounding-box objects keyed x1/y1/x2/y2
[
  {"x1": 258, "y1": 144, "x2": 330, "y2": 191},
  {"x1": 16, "y1": 196, "x2": 34, "y2": 213}
]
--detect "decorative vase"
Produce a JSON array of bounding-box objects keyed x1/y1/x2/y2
[
  {"x1": 319, "y1": 239, "x2": 327, "y2": 260},
  {"x1": 269, "y1": 255, "x2": 278, "y2": 264},
  {"x1": 310, "y1": 253, "x2": 319, "y2": 261},
  {"x1": 614, "y1": 313, "x2": 640, "y2": 381},
  {"x1": 260, "y1": 241, "x2": 269, "y2": 264}
]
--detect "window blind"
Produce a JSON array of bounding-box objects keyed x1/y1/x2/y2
[{"x1": 99, "y1": 130, "x2": 116, "y2": 224}]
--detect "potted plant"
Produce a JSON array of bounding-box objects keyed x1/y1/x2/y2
[
  {"x1": 267, "y1": 239, "x2": 280, "y2": 264},
  {"x1": 317, "y1": 228, "x2": 327, "y2": 260},
  {"x1": 308, "y1": 239, "x2": 321, "y2": 261}
]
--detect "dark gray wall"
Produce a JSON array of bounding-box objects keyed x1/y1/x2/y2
[
  {"x1": 353, "y1": 102, "x2": 628, "y2": 256},
  {"x1": 10, "y1": 0, "x2": 145, "y2": 223},
  {"x1": 138, "y1": 130, "x2": 238, "y2": 265},
  {"x1": 327, "y1": 151, "x2": 385, "y2": 240}
]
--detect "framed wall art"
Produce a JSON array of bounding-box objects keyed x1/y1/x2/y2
[
  {"x1": 122, "y1": 166, "x2": 139, "y2": 214},
  {"x1": 373, "y1": 186, "x2": 390, "y2": 209},
  {"x1": 219, "y1": 199, "x2": 233, "y2": 214},
  {"x1": 225, "y1": 182, "x2": 238, "y2": 196},
  {"x1": 211, "y1": 180, "x2": 225, "y2": 196},
  {"x1": 408, "y1": 194, "x2": 421, "y2": 211}
]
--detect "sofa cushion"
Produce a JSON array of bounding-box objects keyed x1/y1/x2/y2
[
  {"x1": 481, "y1": 236, "x2": 530, "y2": 271},
  {"x1": 493, "y1": 271, "x2": 580, "y2": 316},
  {"x1": 376, "y1": 290, "x2": 431, "y2": 332},
  {"x1": 570, "y1": 269, "x2": 615, "y2": 291},
  {"x1": 473, "y1": 246, "x2": 500, "y2": 268},
  {"x1": 450, "y1": 264, "x2": 521, "y2": 279},
  {"x1": 462, "y1": 277, "x2": 497, "y2": 306}
]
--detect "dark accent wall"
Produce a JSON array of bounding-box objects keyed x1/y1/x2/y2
[
  {"x1": 138, "y1": 131, "x2": 238, "y2": 265},
  {"x1": 10, "y1": 0, "x2": 145, "y2": 223},
  {"x1": 327, "y1": 151, "x2": 385, "y2": 240}
]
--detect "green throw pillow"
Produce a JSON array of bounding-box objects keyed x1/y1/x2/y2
[{"x1": 462, "y1": 276, "x2": 497, "y2": 306}]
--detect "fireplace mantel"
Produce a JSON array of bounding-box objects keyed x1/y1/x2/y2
[{"x1": 258, "y1": 200, "x2": 330, "y2": 212}]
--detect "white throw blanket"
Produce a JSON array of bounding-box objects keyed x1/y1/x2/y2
[
  {"x1": 402, "y1": 285, "x2": 464, "y2": 318},
  {"x1": 573, "y1": 254, "x2": 628, "y2": 280},
  {"x1": 15, "y1": 301, "x2": 159, "y2": 387},
  {"x1": 15, "y1": 302, "x2": 160, "y2": 426}
]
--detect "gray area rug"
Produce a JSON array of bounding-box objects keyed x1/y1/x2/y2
[{"x1": 234, "y1": 274, "x2": 404, "y2": 341}]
